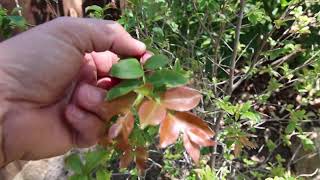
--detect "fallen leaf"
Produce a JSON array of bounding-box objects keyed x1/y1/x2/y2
[{"x1": 162, "y1": 86, "x2": 202, "y2": 111}]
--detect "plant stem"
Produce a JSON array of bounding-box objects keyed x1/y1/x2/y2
[{"x1": 211, "y1": 0, "x2": 246, "y2": 169}]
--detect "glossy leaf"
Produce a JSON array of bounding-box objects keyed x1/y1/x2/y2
[
  {"x1": 100, "y1": 93, "x2": 136, "y2": 121},
  {"x1": 146, "y1": 69, "x2": 188, "y2": 88},
  {"x1": 110, "y1": 58, "x2": 144, "y2": 79},
  {"x1": 159, "y1": 112, "x2": 215, "y2": 163},
  {"x1": 162, "y1": 86, "x2": 202, "y2": 111},
  {"x1": 183, "y1": 132, "x2": 200, "y2": 164},
  {"x1": 138, "y1": 100, "x2": 167, "y2": 128},
  {"x1": 159, "y1": 114, "x2": 180, "y2": 148},
  {"x1": 106, "y1": 79, "x2": 142, "y2": 101},
  {"x1": 144, "y1": 54, "x2": 169, "y2": 70}
]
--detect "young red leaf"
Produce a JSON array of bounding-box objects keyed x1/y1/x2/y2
[
  {"x1": 100, "y1": 92, "x2": 136, "y2": 121},
  {"x1": 162, "y1": 86, "x2": 202, "y2": 111},
  {"x1": 183, "y1": 133, "x2": 200, "y2": 164},
  {"x1": 187, "y1": 128, "x2": 216, "y2": 147},
  {"x1": 135, "y1": 146, "x2": 148, "y2": 173},
  {"x1": 119, "y1": 150, "x2": 133, "y2": 168},
  {"x1": 173, "y1": 112, "x2": 215, "y2": 138},
  {"x1": 159, "y1": 114, "x2": 180, "y2": 148},
  {"x1": 108, "y1": 112, "x2": 134, "y2": 140},
  {"x1": 138, "y1": 100, "x2": 167, "y2": 129}
]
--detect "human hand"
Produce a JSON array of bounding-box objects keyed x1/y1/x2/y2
[{"x1": 0, "y1": 17, "x2": 147, "y2": 166}]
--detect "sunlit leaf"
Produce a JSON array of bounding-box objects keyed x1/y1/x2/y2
[
  {"x1": 144, "y1": 54, "x2": 169, "y2": 70},
  {"x1": 146, "y1": 69, "x2": 188, "y2": 88},
  {"x1": 183, "y1": 133, "x2": 200, "y2": 164},
  {"x1": 138, "y1": 100, "x2": 167, "y2": 128},
  {"x1": 110, "y1": 58, "x2": 144, "y2": 79},
  {"x1": 159, "y1": 112, "x2": 215, "y2": 161},
  {"x1": 159, "y1": 114, "x2": 180, "y2": 148},
  {"x1": 106, "y1": 79, "x2": 142, "y2": 101},
  {"x1": 187, "y1": 128, "x2": 216, "y2": 147},
  {"x1": 162, "y1": 86, "x2": 202, "y2": 111}
]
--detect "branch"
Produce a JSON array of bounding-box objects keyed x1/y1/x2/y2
[
  {"x1": 227, "y1": 0, "x2": 245, "y2": 95},
  {"x1": 211, "y1": 0, "x2": 246, "y2": 168}
]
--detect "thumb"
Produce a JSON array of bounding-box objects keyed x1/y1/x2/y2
[
  {"x1": 73, "y1": 83, "x2": 106, "y2": 118},
  {"x1": 46, "y1": 17, "x2": 146, "y2": 57}
]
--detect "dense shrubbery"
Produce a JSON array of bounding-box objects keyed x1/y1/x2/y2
[{"x1": 1, "y1": 0, "x2": 320, "y2": 179}]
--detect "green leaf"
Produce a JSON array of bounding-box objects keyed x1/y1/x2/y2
[
  {"x1": 241, "y1": 111, "x2": 261, "y2": 123},
  {"x1": 298, "y1": 134, "x2": 315, "y2": 151},
  {"x1": 146, "y1": 69, "x2": 188, "y2": 88},
  {"x1": 85, "y1": 5, "x2": 103, "y2": 13},
  {"x1": 96, "y1": 169, "x2": 111, "y2": 180},
  {"x1": 144, "y1": 55, "x2": 169, "y2": 70},
  {"x1": 8, "y1": 16, "x2": 26, "y2": 29},
  {"x1": 106, "y1": 79, "x2": 142, "y2": 101},
  {"x1": 110, "y1": 58, "x2": 144, "y2": 79},
  {"x1": 65, "y1": 154, "x2": 83, "y2": 174},
  {"x1": 84, "y1": 149, "x2": 109, "y2": 174},
  {"x1": 69, "y1": 174, "x2": 88, "y2": 180}
]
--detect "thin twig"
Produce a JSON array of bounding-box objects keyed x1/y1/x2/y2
[
  {"x1": 227, "y1": 0, "x2": 245, "y2": 95},
  {"x1": 211, "y1": 0, "x2": 246, "y2": 168}
]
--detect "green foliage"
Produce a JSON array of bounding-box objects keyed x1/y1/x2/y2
[
  {"x1": 144, "y1": 54, "x2": 170, "y2": 70},
  {"x1": 61, "y1": 0, "x2": 320, "y2": 178},
  {"x1": 109, "y1": 58, "x2": 144, "y2": 79},
  {"x1": 106, "y1": 79, "x2": 142, "y2": 101},
  {"x1": 0, "y1": 7, "x2": 27, "y2": 38}
]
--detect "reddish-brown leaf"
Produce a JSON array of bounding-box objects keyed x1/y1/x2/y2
[
  {"x1": 108, "y1": 112, "x2": 134, "y2": 140},
  {"x1": 183, "y1": 132, "x2": 200, "y2": 164},
  {"x1": 234, "y1": 143, "x2": 242, "y2": 157},
  {"x1": 135, "y1": 147, "x2": 148, "y2": 173},
  {"x1": 99, "y1": 92, "x2": 136, "y2": 121},
  {"x1": 187, "y1": 128, "x2": 216, "y2": 147},
  {"x1": 138, "y1": 100, "x2": 167, "y2": 128},
  {"x1": 120, "y1": 150, "x2": 133, "y2": 168},
  {"x1": 173, "y1": 112, "x2": 215, "y2": 138},
  {"x1": 159, "y1": 114, "x2": 180, "y2": 148},
  {"x1": 162, "y1": 86, "x2": 202, "y2": 111},
  {"x1": 239, "y1": 136, "x2": 257, "y2": 149}
]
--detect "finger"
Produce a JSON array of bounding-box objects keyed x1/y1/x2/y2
[
  {"x1": 65, "y1": 104, "x2": 105, "y2": 148},
  {"x1": 97, "y1": 77, "x2": 120, "y2": 90},
  {"x1": 79, "y1": 53, "x2": 98, "y2": 84},
  {"x1": 48, "y1": 17, "x2": 146, "y2": 57},
  {"x1": 74, "y1": 83, "x2": 105, "y2": 116},
  {"x1": 140, "y1": 51, "x2": 154, "y2": 64},
  {"x1": 91, "y1": 51, "x2": 119, "y2": 77}
]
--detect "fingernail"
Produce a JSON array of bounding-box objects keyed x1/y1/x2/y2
[
  {"x1": 135, "y1": 40, "x2": 146, "y2": 52},
  {"x1": 68, "y1": 105, "x2": 86, "y2": 120}
]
